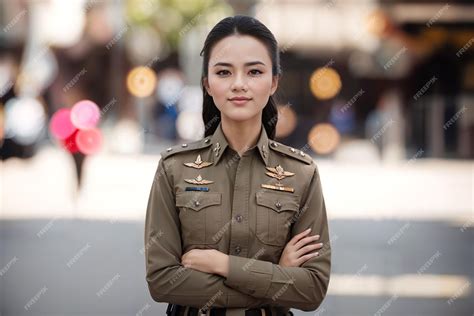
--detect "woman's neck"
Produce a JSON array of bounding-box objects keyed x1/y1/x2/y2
[{"x1": 220, "y1": 116, "x2": 262, "y2": 157}]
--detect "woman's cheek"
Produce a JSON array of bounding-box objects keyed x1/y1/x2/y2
[{"x1": 210, "y1": 80, "x2": 228, "y2": 98}]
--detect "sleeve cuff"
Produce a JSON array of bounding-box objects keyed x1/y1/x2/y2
[{"x1": 224, "y1": 255, "x2": 273, "y2": 298}]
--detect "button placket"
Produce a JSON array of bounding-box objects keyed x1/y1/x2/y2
[{"x1": 229, "y1": 154, "x2": 251, "y2": 257}]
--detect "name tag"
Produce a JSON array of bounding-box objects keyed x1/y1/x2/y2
[{"x1": 185, "y1": 186, "x2": 210, "y2": 192}]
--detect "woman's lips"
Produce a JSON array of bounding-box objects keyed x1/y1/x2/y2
[{"x1": 229, "y1": 98, "x2": 252, "y2": 105}]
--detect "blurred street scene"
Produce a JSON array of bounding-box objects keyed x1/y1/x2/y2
[{"x1": 1, "y1": 0, "x2": 473, "y2": 315}]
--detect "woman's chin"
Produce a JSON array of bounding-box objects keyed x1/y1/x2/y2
[{"x1": 222, "y1": 111, "x2": 260, "y2": 123}]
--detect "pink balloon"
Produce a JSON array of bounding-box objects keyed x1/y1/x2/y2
[
  {"x1": 61, "y1": 129, "x2": 80, "y2": 153},
  {"x1": 71, "y1": 100, "x2": 100, "y2": 129},
  {"x1": 76, "y1": 128, "x2": 102, "y2": 155},
  {"x1": 49, "y1": 108, "x2": 76, "y2": 140}
]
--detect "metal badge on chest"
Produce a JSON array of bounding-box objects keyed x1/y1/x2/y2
[
  {"x1": 261, "y1": 164, "x2": 295, "y2": 193},
  {"x1": 183, "y1": 154, "x2": 214, "y2": 192}
]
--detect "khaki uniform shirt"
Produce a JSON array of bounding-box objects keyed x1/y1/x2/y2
[{"x1": 145, "y1": 122, "x2": 331, "y2": 315}]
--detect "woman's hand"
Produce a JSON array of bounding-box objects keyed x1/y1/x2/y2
[
  {"x1": 279, "y1": 228, "x2": 323, "y2": 267},
  {"x1": 181, "y1": 249, "x2": 229, "y2": 276}
]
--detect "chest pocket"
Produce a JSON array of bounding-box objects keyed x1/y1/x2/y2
[
  {"x1": 176, "y1": 191, "x2": 223, "y2": 245},
  {"x1": 255, "y1": 191, "x2": 300, "y2": 247}
]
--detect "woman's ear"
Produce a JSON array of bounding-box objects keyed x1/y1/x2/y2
[
  {"x1": 203, "y1": 77, "x2": 212, "y2": 96},
  {"x1": 270, "y1": 75, "x2": 280, "y2": 96}
]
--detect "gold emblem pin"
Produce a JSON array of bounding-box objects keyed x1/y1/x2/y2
[
  {"x1": 184, "y1": 174, "x2": 214, "y2": 185},
  {"x1": 183, "y1": 154, "x2": 213, "y2": 169},
  {"x1": 265, "y1": 165, "x2": 295, "y2": 181},
  {"x1": 262, "y1": 164, "x2": 295, "y2": 193},
  {"x1": 261, "y1": 183, "x2": 295, "y2": 193}
]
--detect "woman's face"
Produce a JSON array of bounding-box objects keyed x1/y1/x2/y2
[{"x1": 203, "y1": 34, "x2": 279, "y2": 123}]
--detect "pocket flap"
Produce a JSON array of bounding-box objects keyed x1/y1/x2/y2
[
  {"x1": 176, "y1": 191, "x2": 222, "y2": 212},
  {"x1": 256, "y1": 191, "x2": 300, "y2": 213}
]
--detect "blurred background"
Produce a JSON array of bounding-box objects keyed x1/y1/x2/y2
[{"x1": 0, "y1": 0, "x2": 472, "y2": 315}]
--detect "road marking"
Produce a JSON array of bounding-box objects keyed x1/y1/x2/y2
[{"x1": 328, "y1": 274, "x2": 472, "y2": 298}]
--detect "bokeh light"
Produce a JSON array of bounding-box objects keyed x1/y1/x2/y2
[
  {"x1": 309, "y1": 67, "x2": 342, "y2": 100},
  {"x1": 125, "y1": 0, "x2": 160, "y2": 23},
  {"x1": 125, "y1": 26, "x2": 164, "y2": 65},
  {"x1": 76, "y1": 128, "x2": 103, "y2": 155},
  {"x1": 49, "y1": 108, "x2": 76, "y2": 140},
  {"x1": 308, "y1": 123, "x2": 341, "y2": 155},
  {"x1": 4, "y1": 97, "x2": 46, "y2": 145},
  {"x1": 71, "y1": 100, "x2": 100, "y2": 130},
  {"x1": 177, "y1": 85, "x2": 202, "y2": 112},
  {"x1": 110, "y1": 119, "x2": 144, "y2": 154},
  {"x1": 366, "y1": 10, "x2": 391, "y2": 38},
  {"x1": 156, "y1": 69, "x2": 184, "y2": 105},
  {"x1": 127, "y1": 66, "x2": 157, "y2": 98},
  {"x1": 176, "y1": 111, "x2": 204, "y2": 141},
  {"x1": 275, "y1": 104, "x2": 297, "y2": 138},
  {"x1": 39, "y1": 0, "x2": 86, "y2": 47},
  {"x1": 62, "y1": 129, "x2": 80, "y2": 154}
]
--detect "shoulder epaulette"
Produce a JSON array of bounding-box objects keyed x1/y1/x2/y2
[
  {"x1": 268, "y1": 140, "x2": 313, "y2": 165},
  {"x1": 160, "y1": 137, "x2": 213, "y2": 160}
]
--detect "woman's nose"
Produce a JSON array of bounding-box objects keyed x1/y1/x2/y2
[{"x1": 231, "y1": 73, "x2": 248, "y2": 91}]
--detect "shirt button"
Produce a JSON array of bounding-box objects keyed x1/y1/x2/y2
[
  {"x1": 194, "y1": 200, "x2": 200, "y2": 207},
  {"x1": 235, "y1": 246, "x2": 241, "y2": 254},
  {"x1": 275, "y1": 201, "x2": 282, "y2": 209},
  {"x1": 235, "y1": 215, "x2": 242, "y2": 222}
]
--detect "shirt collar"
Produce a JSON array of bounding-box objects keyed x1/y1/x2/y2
[{"x1": 210, "y1": 121, "x2": 269, "y2": 167}]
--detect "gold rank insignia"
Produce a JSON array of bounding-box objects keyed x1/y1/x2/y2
[
  {"x1": 261, "y1": 164, "x2": 295, "y2": 193},
  {"x1": 265, "y1": 165, "x2": 295, "y2": 180},
  {"x1": 261, "y1": 183, "x2": 295, "y2": 193},
  {"x1": 184, "y1": 174, "x2": 214, "y2": 185},
  {"x1": 183, "y1": 154, "x2": 213, "y2": 169}
]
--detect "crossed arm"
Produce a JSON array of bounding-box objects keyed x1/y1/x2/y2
[{"x1": 144, "y1": 159, "x2": 331, "y2": 311}]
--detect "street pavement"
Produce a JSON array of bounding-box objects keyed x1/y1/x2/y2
[{"x1": 0, "y1": 218, "x2": 472, "y2": 316}]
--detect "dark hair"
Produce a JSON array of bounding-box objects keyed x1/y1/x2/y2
[{"x1": 200, "y1": 15, "x2": 281, "y2": 139}]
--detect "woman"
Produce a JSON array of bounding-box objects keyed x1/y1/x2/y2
[{"x1": 145, "y1": 15, "x2": 331, "y2": 316}]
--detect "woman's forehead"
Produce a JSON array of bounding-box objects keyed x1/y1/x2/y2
[{"x1": 209, "y1": 34, "x2": 271, "y2": 65}]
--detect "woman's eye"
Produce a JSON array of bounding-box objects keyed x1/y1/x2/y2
[
  {"x1": 216, "y1": 70, "x2": 230, "y2": 76},
  {"x1": 249, "y1": 69, "x2": 262, "y2": 75}
]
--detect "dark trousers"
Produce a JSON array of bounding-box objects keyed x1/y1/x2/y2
[{"x1": 166, "y1": 304, "x2": 293, "y2": 316}]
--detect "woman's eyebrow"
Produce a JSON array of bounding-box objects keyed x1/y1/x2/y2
[{"x1": 212, "y1": 61, "x2": 266, "y2": 67}]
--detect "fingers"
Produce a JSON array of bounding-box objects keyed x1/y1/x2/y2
[
  {"x1": 294, "y1": 234, "x2": 320, "y2": 249},
  {"x1": 296, "y1": 251, "x2": 319, "y2": 266},
  {"x1": 289, "y1": 228, "x2": 313, "y2": 246},
  {"x1": 295, "y1": 242, "x2": 323, "y2": 258}
]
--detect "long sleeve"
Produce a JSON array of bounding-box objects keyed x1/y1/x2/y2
[
  {"x1": 144, "y1": 158, "x2": 277, "y2": 309},
  {"x1": 223, "y1": 164, "x2": 331, "y2": 311}
]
